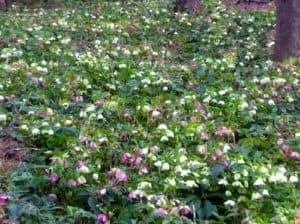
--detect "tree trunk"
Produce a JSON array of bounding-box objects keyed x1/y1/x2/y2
[
  {"x1": 175, "y1": 0, "x2": 201, "y2": 13},
  {"x1": 273, "y1": 0, "x2": 300, "y2": 61}
]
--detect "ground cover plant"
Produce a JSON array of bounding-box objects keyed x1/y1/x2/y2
[{"x1": 0, "y1": 0, "x2": 299, "y2": 223}]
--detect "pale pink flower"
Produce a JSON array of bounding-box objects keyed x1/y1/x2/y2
[
  {"x1": 96, "y1": 213, "x2": 109, "y2": 223},
  {"x1": 0, "y1": 193, "x2": 8, "y2": 206},
  {"x1": 155, "y1": 208, "x2": 168, "y2": 216}
]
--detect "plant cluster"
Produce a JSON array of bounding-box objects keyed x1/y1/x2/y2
[{"x1": 0, "y1": 0, "x2": 299, "y2": 223}]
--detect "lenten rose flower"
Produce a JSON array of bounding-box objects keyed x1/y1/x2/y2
[
  {"x1": 48, "y1": 173, "x2": 59, "y2": 183},
  {"x1": 96, "y1": 213, "x2": 109, "y2": 223},
  {"x1": 75, "y1": 160, "x2": 85, "y2": 168},
  {"x1": 89, "y1": 141, "x2": 97, "y2": 150},
  {"x1": 0, "y1": 193, "x2": 8, "y2": 206},
  {"x1": 79, "y1": 135, "x2": 88, "y2": 143},
  {"x1": 67, "y1": 179, "x2": 77, "y2": 187},
  {"x1": 115, "y1": 169, "x2": 127, "y2": 182},
  {"x1": 214, "y1": 149, "x2": 222, "y2": 158},
  {"x1": 179, "y1": 206, "x2": 191, "y2": 216},
  {"x1": 215, "y1": 125, "x2": 231, "y2": 137},
  {"x1": 155, "y1": 208, "x2": 168, "y2": 216}
]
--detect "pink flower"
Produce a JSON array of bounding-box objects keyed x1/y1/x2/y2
[
  {"x1": 196, "y1": 145, "x2": 206, "y2": 153},
  {"x1": 115, "y1": 169, "x2": 127, "y2": 182},
  {"x1": 179, "y1": 206, "x2": 191, "y2": 216},
  {"x1": 48, "y1": 173, "x2": 59, "y2": 183},
  {"x1": 75, "y1": 160, "x2": 85, "y2": 168},
  {"x1": 0, "y1": 193, "x2": 8, "y2": 206},
  {"x1": 120, "y1": 152, "x2": 135, "y2": 165},
  {"x1": 213, "y1": 149, "x2": 222, "y2": 158},
  {"x1": 89, "y1": 141, "x2": 97, "y2": 150},
  {"x1": 155, "y1": 208, "x2": 168, "y2": 216},
  {"x1": 215, "y1": 125, "x2": 231, "y2": 137},
  {"x1": 128, "y1": 190, "x2": 146, "y2": 199},
  {"x1": 277, "y1": 138, "x2": 284, "y2": 146},
  {"x1": 134, "y1": 157, "x2": 143, "y2": 165},
  {"x1": 149, "y1": 145, "x2": 159, "y2": 153},
  {"x1": 79, "y1": 135, "x2": 88, "y2": 143},
  {"x1": 95, "y1": 99, "x2": 104, "y2": 106},
  {"x1": 128, "y1": 190, "x2": 138, "y2": 199},
  {"x1": 201, "y1": 132, "x2": 209, "y2": 140},
  {"x1": 282, "y1": 145, "x2": 290, "y2": 155},
  {"x1": 67, "y1": 179, "x2": 77, "y2": 187},
  {"x1": 96, "y1": 213, "x2": 109, "y2": 223},
  {"x1": 138, "y1": 166, "x2": 148, "y2": 175},
  {"x1": 74, "y1": 96, "x2": 84, "y2": 103}
]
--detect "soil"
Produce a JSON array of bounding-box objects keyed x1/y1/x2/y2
[
  {"x1": 222, "y1": 0, "x2": 275, "y2": 11},
  {"x1": 0, "y1": 138, "x2": 26, "y2": 174}
]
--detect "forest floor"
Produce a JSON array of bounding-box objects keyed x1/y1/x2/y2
[{"x1": 0, "y1": 0, "x2": 299, "y2": 223}]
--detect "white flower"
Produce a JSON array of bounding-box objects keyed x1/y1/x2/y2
[
  {"x1": 79, "y1": 166, "x2": 90, "y2": 174},
  {"x1": 154, "y1": 161, "x2": 162, "y2": 167},
  {"x1": 32, "y1": 128, "x2": 40, "y2": 135},
  {"x1": 273, "y1": 78, "x2": 286, "y2": 86},
  {"x1": 225, "y1": 191, "x2": 232, "y2": 197},
  {"x1": 184, "y1": 180, "x2": 198, "y2": 188},
  {"x1": 77, "y1": 176, "x2": 87, "y2": 184},
  {"x1": 253, "y1": 178, "x2": 265, "y2": 186},
  {"x1": 118, "y1": 63, "x2": 127, "y2": 69},
  {"x1": 166, "y1": 130, "x2": 174, "y2": 138},
  {"x1": 165, "y1": 178, "x2": 176, "y2": 186},
  {"x1": 86, "y1": 104, "x2": 96, "y2": 112},
  {"x1": 137, "y1": 181, "x2": 152, "y2": 189},
  {"x1": 0, "y1": 114, "x2": 7, "y2": 122},
  {"x1": 234, "y1": 173, "x2": 241, "y2": 181},
  {"x1": 179, "y1": 155, "x2": 187, "y2": 163},
  {"x1": 158, "y1": 124, "x2": 168, "y2": 130},
  {"x1": 289, "y1": 175, "x2": 298, "y2": 183},
  {"x1": 160, "y1": 136, "x2": 169, "y2": 142},
  {"x1": 20, "y1": 124, "x2": 29, "y2": 131},
  {"x1": 99, "y1": 137, "x2": 108, "y2": 144},
  {"x1": 261, "y1": 189, "x2": 269, "y2": 196},
  {"x1": 92, "y1": 173, "x2": 99, "y2": 180},
  {"x1": 251, "y1": 192, "x2": 262, "y2": 200},
  {"x1": 260, "y1": 77, "x2": 271, "y2": 84},
  {"x1": 218, "y1": 178, "x2": 228, "y2": 186},
  {"x1": 161, "y1": 162, "x2": 170, "y2": 171},
  {"x1": 224, "y1": 200, "x2": 235, "y2": 206},
  {"x1": 152, "y1": 110, "x2": 161, "y2": 117}
]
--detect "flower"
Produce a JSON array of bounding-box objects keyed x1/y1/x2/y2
[
  {"x1": 213, "y1": 149, "x2": 222, "y2": 158},
  {"x1": 253, "y1": 178, "x2": 265, "y2": 186},
  {"x1": 48, "y1": 173, "x2": 59, "y2": 183},
  {"x1": 0, "y1": 193, "x2": 8, "y2": 206},
  {"x1": 67, "y1": 179, "x2": 77, "y2": 187},
  {"x1": 115, "y1": 169, "x2": 127, "y2": 182},
  {"x1": 96, "y1": 213, "x2": 109, "y2": 223},
  {"x1": 88, "y1": 141, "x2": 97, "y2": 150},
  {"x1": 155, "y1": 208, "x2": 168, "y2": 216},
  {"x1": 224, "y1": 200, "x2": 235, "y2": 206},
  {"x1": 0, "y1": 114, "x2": 7, "y2": 122},
  {"x1": 215, "y1": 125, "x2": 231, "y2": 137},
  {"x1": 138, "y1": 166, "x2": 148, "y2": 175},
  {"x1": 77, "y1": 176, "x2": 87, "y2": 184},
  {"x1": 179, "y1": 206, "x2": 191, "y2": 216},
  {"x1": 75, "y1": 160, "x2": 85, "y2": 168}
]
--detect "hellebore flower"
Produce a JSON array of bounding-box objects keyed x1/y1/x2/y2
[
  {"x1": 48, "y1": 173, "x2": 59, "y2": 183},
  {"x1": 96, "y1": 213, "x2": 109, "y2": 223},
  {"x1": 0, "y1": 193, "x2": 8, "y2": 206},
  {"x1": 155, "y1": 208, "x2": 168, "y2": 216},
  {"x1": 75, "y1": 160, "x2": 85, "y2": 168},
  {"x1": 179, "y1": 206, "x2": 191, "y2": 216}
]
